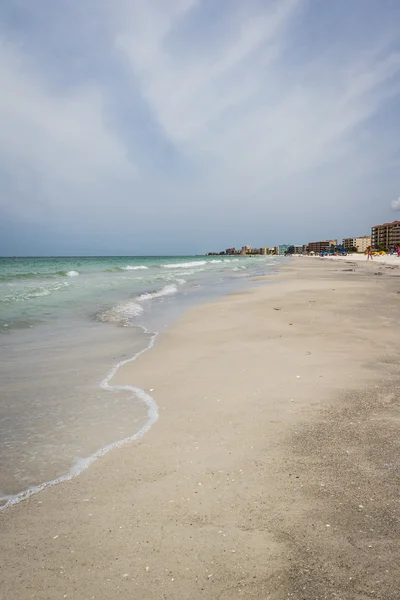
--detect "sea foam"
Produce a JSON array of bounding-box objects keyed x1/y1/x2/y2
[
  {"x1": 97, "y1": 301, "x2": 144, "y2": 327},
  {"x1": 122, "y1": 265, "x2": 149, "y2": 271},
  {"x1": 162, "y1": 261, "x2": 207, "y2": 269},
  {"x1": 0, "y1": 325, "x2": 159, "y2": 511},
  {"x1": 137, "y1": 284, "x2": 178, "y2": 302}
]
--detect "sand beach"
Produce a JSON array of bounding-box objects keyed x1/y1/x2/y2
[
  {"x1": 323, "y1": 253, "x2": 400, "y2": 266},
  {"x1": 1, "y1": 258, "x2": 400, "y2": 599}
]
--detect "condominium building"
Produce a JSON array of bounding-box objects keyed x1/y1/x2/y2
[
  {"x1": 371, "y1": 221, "x2": 400, "y2": 249},
  {"x1": 278, "y1": 244, "x2": 293, "y2": 255},
  {"x1": 307, "y1": 239, "x2": 338, "y2": 253},
  {"x1": 342, "y1": 236, "x2": 371, "y2": 253}
]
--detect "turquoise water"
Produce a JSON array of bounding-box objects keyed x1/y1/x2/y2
[
  {"x1": 0, "y1": 255, "x2": 281, "y2": 508},
  {"x1": 0, "y1": 255, "x2": 222, "y2": 330}
]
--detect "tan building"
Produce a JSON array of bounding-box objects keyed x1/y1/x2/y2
[
  {"x1": 371, "y1": 221, "x2": 400, "y2": 249},
  {"x1": 307, "y1": 239, "x2": 338, "y2": 253},
  {"x1": 342, "y1": 236, "x2": 371, "y2": 253}
]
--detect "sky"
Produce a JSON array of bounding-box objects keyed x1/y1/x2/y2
[{"x1": 0, "y1": 0, "x2": 400, "y2": 256}]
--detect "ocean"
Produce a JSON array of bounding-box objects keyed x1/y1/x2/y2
[{"x1": 0, "y1": 255, "x2": 282, "y2": 509}]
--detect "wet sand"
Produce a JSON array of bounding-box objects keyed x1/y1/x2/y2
[{"x1": 1, "y1": 258, "x2": 400, "y2": 599}]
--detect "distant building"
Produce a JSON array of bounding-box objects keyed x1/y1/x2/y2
[
  {"x1": 307, "y1": 239, "x2": 338, "y2": 253},
  {"x1": 293, "y1": 245, "x2": 304, "y2": 254},
  {"x1": 342, "y1": 236, "x2": 371, "y2": 253},
  {"x1": 278, "y1": 244, "x2": 293, "y2": 255},
  {"x1": 274, "y1": 246, "x2": 279, "y2": 255},
  {"x1": 371, "y1": 221, "x2": 400, "y2": 250}
]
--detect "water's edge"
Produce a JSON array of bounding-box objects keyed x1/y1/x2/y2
[{"x1": 0, "y1": 324, "x2": 159, "y2": 511}]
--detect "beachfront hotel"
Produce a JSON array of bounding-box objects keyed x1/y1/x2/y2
[
  {"x1": 371, "y1": 220, "x2": 400, "y2": 250},
  {"x1": 342, "y1": 236, "x2": 371, "y2": 253},
  {"x1": 307, "y1": 239, "x2": 338, "y2": 253}
]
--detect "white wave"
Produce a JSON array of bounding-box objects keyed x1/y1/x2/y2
[
  {"x1": 66, "y1": 270, "x2": 79, "y2": 277},
  {"x1": 175, "y1": 278, "x2": 186, "y2": 285},
  {"x1": 176, "y1": 270, "x2": 193, "y2": 276},
  {"x1": 51, "y1": 282, "x2": 70, "y2": 292},
  {"x1": 97, "y1": 301, "x2": 144, "y2": 327},
  {"x1": 137, "y1": 284, "x2": 178, "y2": 302},
  {"x1": 162, "y1": 261, "x2": 207, "y2": 269},
  {"x1": 210, "y1": 259, "x2": 223, "y2": 263},
  {"x1": 26, "y1": 288, "x2": 51, "y2": 298},
  {"x1": 122, "y1": 265, "x2": 148, "y2": 271}
]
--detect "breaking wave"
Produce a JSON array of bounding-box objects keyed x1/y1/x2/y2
[
  {"x1": 107, "y1": 265, "x2": 149, "y2": 272},
  {"x1": 122, "y1": 265, "x2": 149, "y2": 271},
  {"x1": 97, "y1": 284, "x2": 178, "y2": 327},
  {"x1": 0, "y1": 269, "x2": 79, "y2": 281},
  {"x1": 162, "y1": 261, "x2": 207, "y2": 269},
  {"x1": 137, "y1": 284, "x2": 178, "y2": 301}
]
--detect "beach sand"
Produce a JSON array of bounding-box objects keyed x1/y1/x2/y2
[
  {"x1": 1, "y1": 258, "x2": 400, "y2": 599},
  {"x1": 320, "y1": 252, "x2": 400, "y2": 266}
]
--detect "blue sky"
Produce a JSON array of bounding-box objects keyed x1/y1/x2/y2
[{"x1": 1, "y1": 0, "x2": 400, "y2": 255}]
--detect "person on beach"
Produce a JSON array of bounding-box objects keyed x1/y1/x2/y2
[{"x1": 367, "y1": 246, "x2": 373, "y2": 260}]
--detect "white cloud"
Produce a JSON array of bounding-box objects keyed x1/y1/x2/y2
[
  {"x1": 114, "y1": 0, "x2": 400, "y2": 205},
  {"x1": 117, "y1": 0, "x2": 301, "y2": 146},
  {"x1": 391, "y1": 197, "x2": 400, "y2": 211},
  {"x1": 0, "y1": 37, "x2": 137, "y2": 219}
]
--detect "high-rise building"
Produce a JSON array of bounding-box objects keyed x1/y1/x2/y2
[
  {"x1": 342, "y1": 236, "x2": 371, "y2": 253},
  {"x1": 371, "y1": 221, "x2": 400, "y2": 249}
]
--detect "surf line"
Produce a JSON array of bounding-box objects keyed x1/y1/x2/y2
[{"x1": 0, "y1": 325, "x2": 159, "y2": 511}]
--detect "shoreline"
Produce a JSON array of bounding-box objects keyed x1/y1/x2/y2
[
  {"x1": 0, "y1": 260, "x2": 280, "y2": 510},
  {"x1": 1, "y1": 255, "x2": 281, "y2": 504},
  {"x1": 1, "y1": 258, "x2": 400, "y2": 599},
  {"x1": 0, "y1": 324, "x2": 160, "y2": 512}
]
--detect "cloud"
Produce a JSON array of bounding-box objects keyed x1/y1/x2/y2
[
  {"x1": 391, "y1": 197, "x2": 400, "y2": 211},
  {"x1": 117, "y1": 0, "x2": 400, "y2": 193},
  {"x1": 0, "y1": 35, "x2": 137, "y2": 222},
  {"x1": 1, "y1": 0, "x2": 400, "y2": 253}
]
